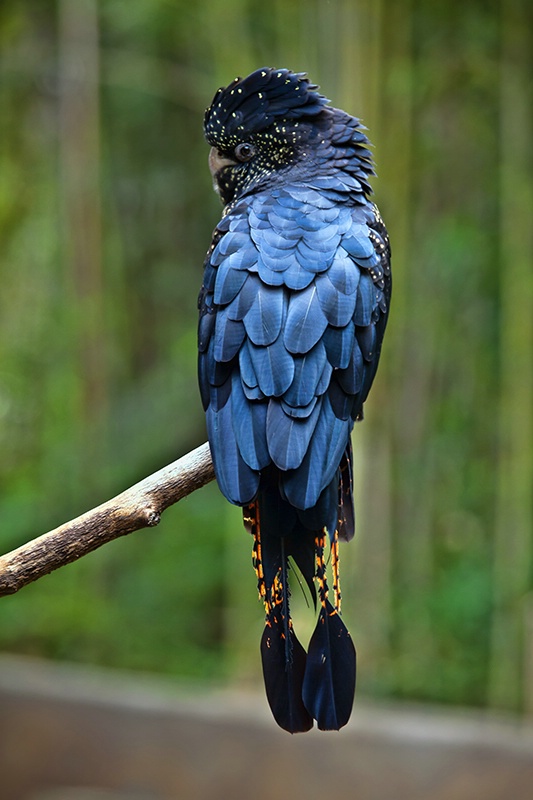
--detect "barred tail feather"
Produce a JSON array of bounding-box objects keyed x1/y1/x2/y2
[
  {"x1": 246, "y1": 500, "x2": 313, "y2": 733},
  {"x1": 261, "y1": 609, "x2": 313, "y2": 733},
  {"x1": 302, "y1": 532, "x2": 356, "y2": 730},
  {"x1": 245, "y1": 496, "x2": 355, "y2": 733},
  {"x1": 303, "y1": 601, "x2": 356, "y2": 730}
]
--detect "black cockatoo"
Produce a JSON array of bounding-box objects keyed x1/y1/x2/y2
[{"x1": 198, "y1": 68, "x2": 391, "y2": 733}]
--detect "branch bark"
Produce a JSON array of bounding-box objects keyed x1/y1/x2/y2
[{"x1": 0, "y1": 442, "x2": 215, "y2": 598}]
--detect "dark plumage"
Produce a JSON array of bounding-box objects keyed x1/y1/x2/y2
[{"x1": 198, "y1": 67, "x2": 391, "y2": 732}]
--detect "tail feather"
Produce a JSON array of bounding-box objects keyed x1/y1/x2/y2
[
  {"x1": 261, "y1": 609, "x2": 313, "y2": 733},
  {"x1": 338, "y1": 442, "x2": 355, "y2": 542},
  {"x1": 244, "y1": 488, "x2": 355, "y2": 734},
  {"x1": 302, "y1": 531, "x2": 356, "y2": 730},
  {"x1": 303, "y1": 600, "x2": 356, "y2": 730},
  {"x1": 286, "y1": 530, "x2": 317, "y2": 608},
  {"x1": 247, "y1": 500, "x2": 313, "y2": 733}
]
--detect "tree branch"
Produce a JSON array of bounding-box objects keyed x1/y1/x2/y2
[{"x1": 0, "y1": 442, "x2": 215, "y2": 598}]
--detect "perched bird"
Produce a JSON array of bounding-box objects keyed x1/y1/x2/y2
[{"x1": 198, "y1": 68, "x2": 391, "y2": 733}]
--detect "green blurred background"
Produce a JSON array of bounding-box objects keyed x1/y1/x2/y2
[{"x1": 1, "y1": 0, "x2": 532, "y2": 716}]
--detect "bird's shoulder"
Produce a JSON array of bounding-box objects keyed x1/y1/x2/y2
[{"x1": 207, "y1": 181, "x2": 385, "y2": 282}]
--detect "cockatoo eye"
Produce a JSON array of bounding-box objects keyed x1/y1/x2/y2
[{"x1": 234, "y1": 142, "x2": 256, "y2": 162}]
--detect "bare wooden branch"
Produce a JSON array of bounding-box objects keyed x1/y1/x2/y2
[{"x1": 0, "y1": 442, "x2": 215, "y2": 598}]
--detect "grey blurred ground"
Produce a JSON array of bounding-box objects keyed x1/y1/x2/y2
[{"x1": 1, "y1": 655, "x2": 532, "y2": 800}]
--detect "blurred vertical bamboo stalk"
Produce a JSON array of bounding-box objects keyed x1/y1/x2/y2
[
  {"x1": 489, "y1": 0, "x2": 533, "y2": 711},
  {"x1": 376, "y1": 0, "x2": 429, "y2": 688},
  {"x1": 58, "y1": 0, "x2": 107, "y2": 428},
  {"x1": 523, "y1": 594, "x2": 533, "y2": 716}
]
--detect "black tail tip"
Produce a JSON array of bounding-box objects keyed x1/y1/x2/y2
[{"x1": 261, "y1": 604, "x2": 356, "y2": 733}]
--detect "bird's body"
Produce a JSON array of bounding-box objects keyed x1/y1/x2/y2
[{"x1": 198, "y1": 68, "x2": 391, "y2": 732}]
